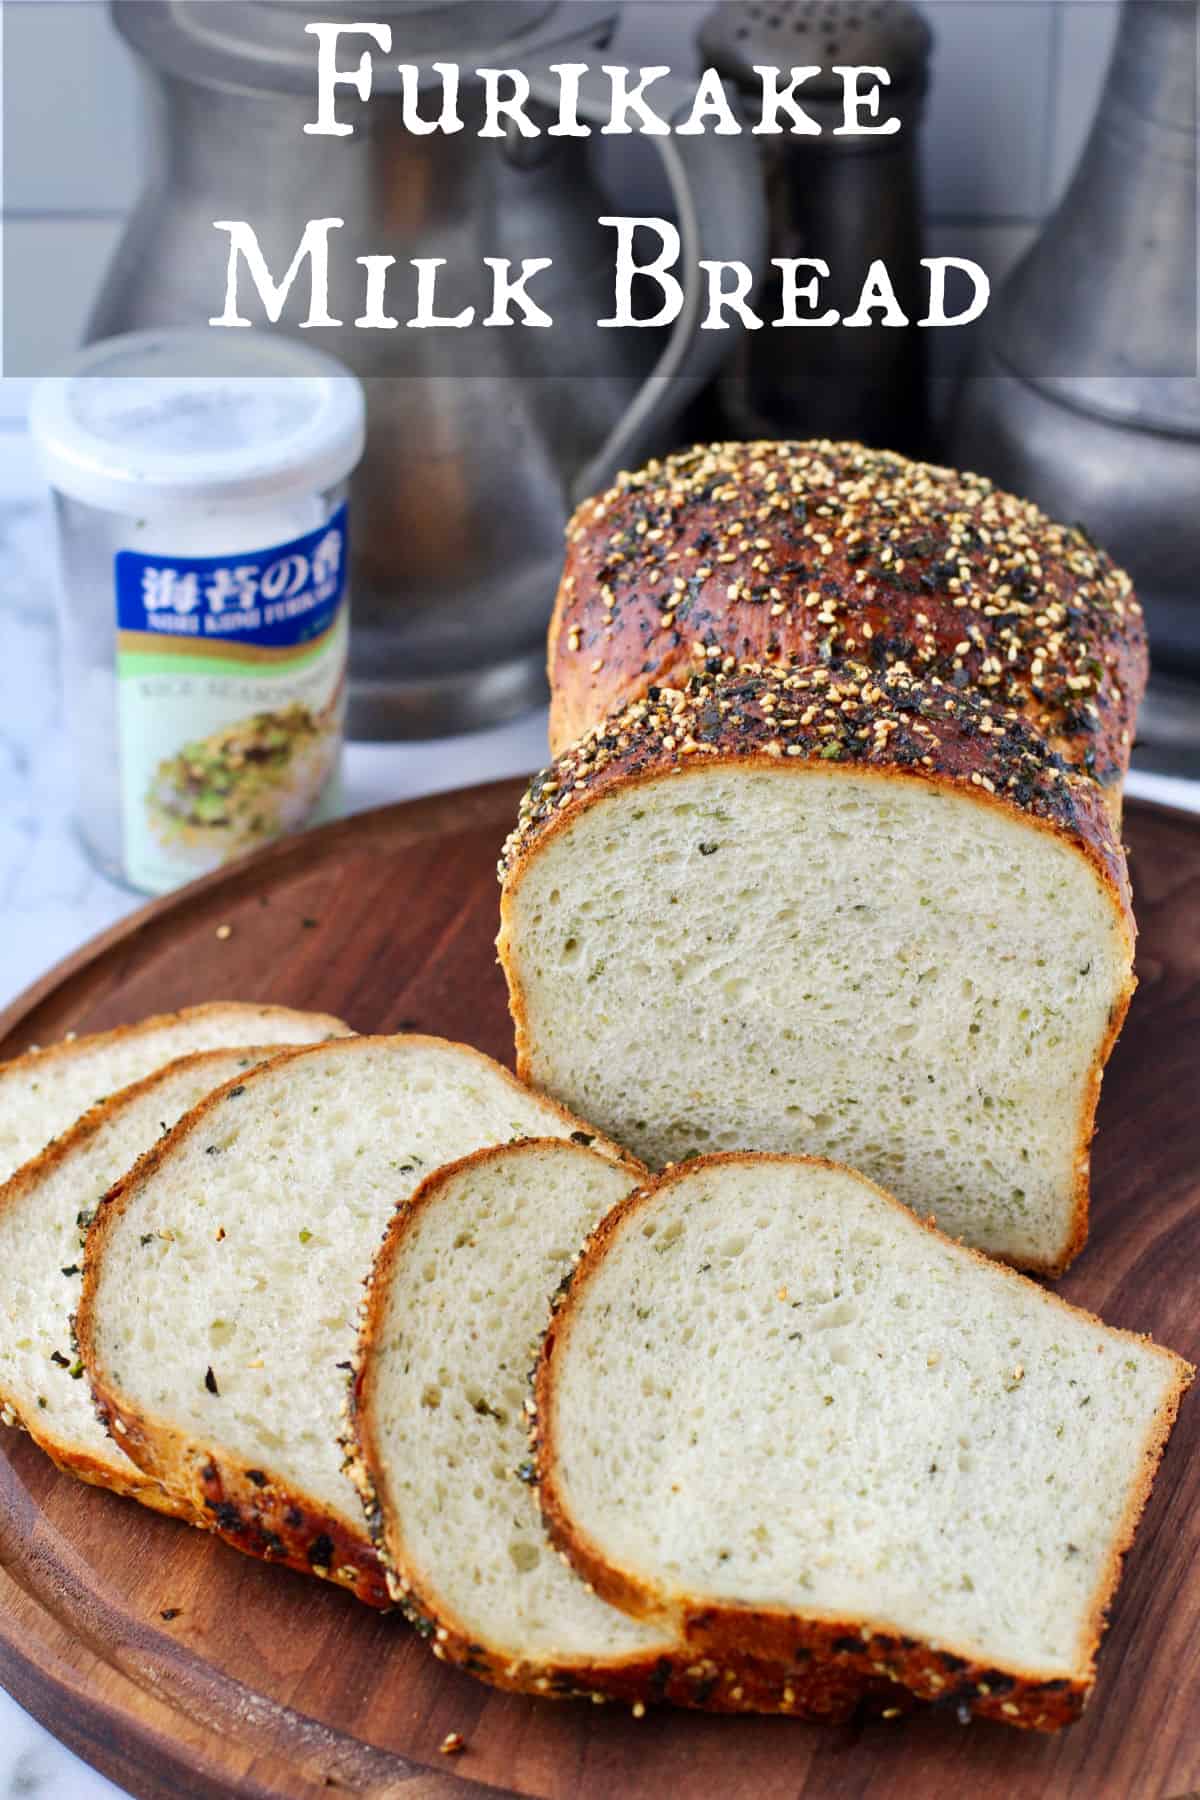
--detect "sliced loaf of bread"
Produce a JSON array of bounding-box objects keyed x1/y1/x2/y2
[
  {"x1": 0, "y1": 1003, "x2": 352, "y2": 1184},
  {"x1": 348, "y1": 1138, "x2": 884, "y2": 1720},
  {"x1": 533, "y1": 1154, "x2": 1191, "y2": 1732},
  {"x1": 77, "y1": 1036, "x2": 631, "y2": 1606},
  {"x1": 499, "y1": 664, "x2": 1134, "y2": 1273},
  {"x1": 0, "y1": 1045, "x2": 308, "y2": 1516}
]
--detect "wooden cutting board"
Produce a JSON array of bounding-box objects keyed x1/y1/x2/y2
[{"x1": 1, "y1": 779, "x2": 1198, "y2": 1800}]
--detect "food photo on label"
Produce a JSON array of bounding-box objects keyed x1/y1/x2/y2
[{"x1": 29, "y1": 332, "x2": 364, "y2": 894}]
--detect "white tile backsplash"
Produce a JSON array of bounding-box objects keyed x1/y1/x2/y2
[
  {"x1": 921, "y1": 1, "x2": 1057, "y2": 217},
  {"x1": 4, "y1": 1, "x2": 145, "y2": 213},
  {"x1": 1049, "y1": 0, "x2": 1122, "y2": 204}
]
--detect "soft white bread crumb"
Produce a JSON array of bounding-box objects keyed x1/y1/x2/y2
[
  {"x1": 538, "y1": 1155, "x2": 1189, "y2": 1695},
  {"x1": 83, "y1": 1036, "x2": 619, "y2": 1538},
  {"x1": 501, "y1": 768, "x2": 1129, "y2": 1271},
  {"x1": 0, "y1": 1045, "x2": 306, "y2": 1503},
  {"x1": 354, "y1": 1139, "x2": 674, "y2": 1682},
  {"x1": 0, "y1": 1003, "x2": 352, "y2": 1183}
]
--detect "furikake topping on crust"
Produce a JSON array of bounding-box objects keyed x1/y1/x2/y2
[
  {"x1": 501, "y1": 660, "x2": 1121, "y2": 882},
  {"x1": 557, "y1": 440, "x2": 1143, "y2": 784}
]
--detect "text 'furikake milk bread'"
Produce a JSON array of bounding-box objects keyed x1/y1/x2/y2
[
  {"x1": 532, "y1": 1155, "x2": 1191, "y2": 1733},
  {"x1": 76, "y1": 1035, "x2": 633, "y2": 1605},
  {"x1": 498, "y1": 662, "x2": 1134, "y2": 1274}
]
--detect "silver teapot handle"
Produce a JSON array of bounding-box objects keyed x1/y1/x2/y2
[{"x1": 522, "y1": 67, "x2": 769, "y2": 505}]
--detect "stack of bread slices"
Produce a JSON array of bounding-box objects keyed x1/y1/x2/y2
[{"x1": 0, "y1": 443, "x2": 1189, "y2": 1742}]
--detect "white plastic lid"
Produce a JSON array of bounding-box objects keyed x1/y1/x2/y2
[{"x1": 30, "y1": 330, "x2": 366, "y2": 514}]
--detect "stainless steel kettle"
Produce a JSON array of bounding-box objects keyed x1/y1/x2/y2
[{"x1": 93, "y1": 1, "x2": 767, "y2": 736}]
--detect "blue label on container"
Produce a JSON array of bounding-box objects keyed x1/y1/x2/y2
[
  {"x1": 115, "y1": 502, "x2": 349, "y2": 650},
  {"x1": 114, "y1": 502, "x2": 349, "y2": 897}
]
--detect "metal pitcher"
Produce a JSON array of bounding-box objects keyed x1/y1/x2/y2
[
  {"x1": 93, "y1": 1, "x2": 768, "y2": 736},
  {"x1": 950, "y1": 0, "x2": 1199, "y2": 759}
]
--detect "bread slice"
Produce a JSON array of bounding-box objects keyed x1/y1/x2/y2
[
  {"x1": 348, "y1": 1139, "x2": 679, "y2": 1697},
  {"x1": 77, "y1": 1036, "x2": 633, "y2": 1607},
  {"x1": 546, "y1": 441, "x2": 1146, "y2": 817},
  {"x1": 0, "y1": 1003, "x2": 352, "y2": 1184},
  {"x1": 498, "y1": 663, "x2": 1134, "y2": 1274},
  {"x1": 0, "y1": 1046, "x2": 313, "y2": 1517},
  {"x1": 533, "y1": 1154, "x2": 1192, "y2": 1733},
  {"x1": 347, "y1": 1139, "x2": 888, "y2": 1720}
]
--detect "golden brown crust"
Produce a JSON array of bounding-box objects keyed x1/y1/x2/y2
[
  {"x1": 508, "y1": 662, "x2": 1132, "y2": 906},
  {"x1": 82, "y1": 1362, "x2": 390, "y2": 1600},
  {"x1": 498, "y1": 662, "x2": 1136, "y2": 1275},
  {"x1": 548, "y1": 442, "x2": 1147, "y2": 816},
  {"x1": 0, "y1": 1002, "x2": 353, "y2": 1084},
  {"x1": 76, "y1": 1037, "x2": 635, "y2": 1604},
  {"x1": 0, "y1": 1419, "x2": 198, "y2": 1520},
  {"x1": 532, "y1": 1153, "x2": 1193, "y2": 1735},
  {"x1": 0, "y1": 1051, "x2": 241, "y2": 1234}
]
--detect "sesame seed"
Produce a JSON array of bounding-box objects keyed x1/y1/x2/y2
[{"x1": 508, "y1": 441, "x2": 1138, "y2": 885}]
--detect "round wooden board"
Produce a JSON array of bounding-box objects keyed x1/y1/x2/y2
[{"x1": 0, "y1": 780, "x2": 1198, "y2": 1800}]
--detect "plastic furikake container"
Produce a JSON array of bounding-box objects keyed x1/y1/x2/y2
[{"x1": 31, "y1": 330, "x2": 366, "y2": 895}]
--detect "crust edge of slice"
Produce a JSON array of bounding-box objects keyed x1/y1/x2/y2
[
  {"x1": 0, "y1": 1002, "x2": 354, "y2": 1085},
  {"x1": 76, "y1": 1036, "x2": 635, "y2": 1608},
  {"x1": 346, "y1": 1137, "x2": 895, "y2": 1719},
  {"x1": 532, "y1": 1151, "x2": 1192, "y2": 1734},
  {"x1": 0, "y1": 1036, "x2": 350, "y2": 1520}
]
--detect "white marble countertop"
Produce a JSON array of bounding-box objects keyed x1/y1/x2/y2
[{"x1": 2, "y1": 417, "x2": 1199, "y2": 1800}]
